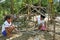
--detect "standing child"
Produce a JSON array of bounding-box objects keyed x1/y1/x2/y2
[{"x1": 2, "y1": 15, "x2": 18, "y2": 37}]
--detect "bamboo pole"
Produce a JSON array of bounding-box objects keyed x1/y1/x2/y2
[
  {"x1": 48, "y1": 0, "x2": 56, "y2": 40},
  {"x1": 50, "y1": 2, "x2": 56, "y2": 40},
  {"x1": 51, "y1": 2, "x2": 55, "y2": 40},
  {"x1": 47, "y1": 0, "x2": 50, "y2": 30},
  {"x1": 10, "y1": 0, "x2": 14, "y2": 14},
  {"x1": 39, "y1": 0, "x2": 41, "y2": 7},
  {"x1": 39, "y1": 0, "x2": 41, "y2": 15},
  {"x1": 59, "y1": 0, "x2": 60, "y2": 6},
  {"x1": 53, "y1": 19, "x2": 56, "y2": 40}
]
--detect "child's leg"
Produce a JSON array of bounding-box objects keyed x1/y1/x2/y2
[
  {"x1": 9, "y1": 27, "x2": 15, "y2": 32},
  {"x1": 5, "y1": 27, "x2": 15, "y2": 37}
]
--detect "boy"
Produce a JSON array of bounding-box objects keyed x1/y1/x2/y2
[{"x1": 2, "y1": 15, "x2": 18, "y2": 37}]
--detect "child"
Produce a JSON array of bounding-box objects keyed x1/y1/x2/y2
[
  {"x1": 36, "y1": 14, "x2": 43, "y2": 29},
  {"x1": 38, "y1": 15, "x2": 47, "y2": 31},
  {"x1": 2, "y1": 15, "x2": 18, "y2": 37}
]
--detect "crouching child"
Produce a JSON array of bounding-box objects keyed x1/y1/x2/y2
[{"x1": 2, "y1": 15, "x2": 18, "y2": 37}]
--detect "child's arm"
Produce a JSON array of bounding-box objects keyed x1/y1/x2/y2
[{"x1": 11, "y1": 24, "x2": 19, "y2": 32}]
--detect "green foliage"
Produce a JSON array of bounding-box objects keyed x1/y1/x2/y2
[
  {"x1": 0, "y1": 0, "x2": 59, "y2": 24},
  {"x1": 57, "y1": 6, "x2": 60, "y2": 12},
  {"x1": 41, "y1": 0, "x2": 48, "y2": 7},
  {"x1": 32, "y1": 0, "x2": 39, "y2": 4}
]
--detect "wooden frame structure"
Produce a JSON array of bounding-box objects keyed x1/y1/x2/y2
[{"x1": 10, "y1": 0, "x2": 56, "y2": 40}]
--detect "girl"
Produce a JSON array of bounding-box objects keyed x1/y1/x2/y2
[
  {"x1": 38, "y1": 15, "x2": 47, "y2": 31},
  {"x1": 2, "y1": 15, "x2": 18, "y2": 37},
  {"x1": 36, "y1": 14, "x2": 47, "y2": 31}
]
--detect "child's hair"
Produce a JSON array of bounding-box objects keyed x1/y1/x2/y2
[
  {"x1": 4, "y1": 15, "x2": 12, "y2": 21},
  {"x1": 41, "y1": 15, "x2": 45, "y2": 19}
]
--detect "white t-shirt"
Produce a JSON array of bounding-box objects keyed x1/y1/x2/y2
[
  {"x1": 36, "y1": 15, "x2": 41, "y2": 24},
  {"x1": 2, "y1": 21, "x2": 11, "y2": 32},
  {"x1": 36, "y1": 15, "x2": 45, "y2": 26}
]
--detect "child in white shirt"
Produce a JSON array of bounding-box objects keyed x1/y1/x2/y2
[
  {"x1": 36, "y1": 15, "x2": 46, "y2": 30},
  {"x1": 2, "y1": 15, "x2": 18, "y2": 37},
  {"x1": 39, "y1": 15, "x2": 46, "y2": 31}
]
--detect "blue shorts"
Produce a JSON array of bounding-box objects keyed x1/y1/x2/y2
[{"x1": 2, "y1": 30, "x2": 7, "y2": 36}]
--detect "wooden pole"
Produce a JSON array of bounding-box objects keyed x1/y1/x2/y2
[
  {"x1": 27, "y1": 5, "x2": 30, "y2": 20},
  {"x1": 53, "y1": 19, "x2": 55, "y2": 40},
  {"x1": 59, "y1": 0, "x2": 60, "y2": 8},
  {"x1": 39, "y1": 0, "x2": 41, "y2": 7},
  {"x1": 10, "y1": 0, "x2": 14, "y2": 14},
  {"x1": 39, "y1": 0, "x2": 41, "y2": 14},
  {"x1": 50, "y1": 2, "x2": 56, "y2": 40},
  {"x1": 59, "y1": 0, "x2": 60, "y2": 6},
  {"x1": 50, "y1": 2, "x2": 55, "y2": 40},
  {"x1": 47, "y1": 0, "x2": 50, "y2": 30},
  {"x1": 48, "y1": 0, "x2": 56, "y2": 40}
]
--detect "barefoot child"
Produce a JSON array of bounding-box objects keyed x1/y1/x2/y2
[{"x1": 2, "y1": 15, "x2": 18, "y2": 37}]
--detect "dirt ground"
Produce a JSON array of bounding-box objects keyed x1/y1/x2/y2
[
  {"x1": 0, "y1": 24, "x2": 60, "y2": 40},
  {"x1": 0, "y1": 15, "x2": 60, "y2": 40}
]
